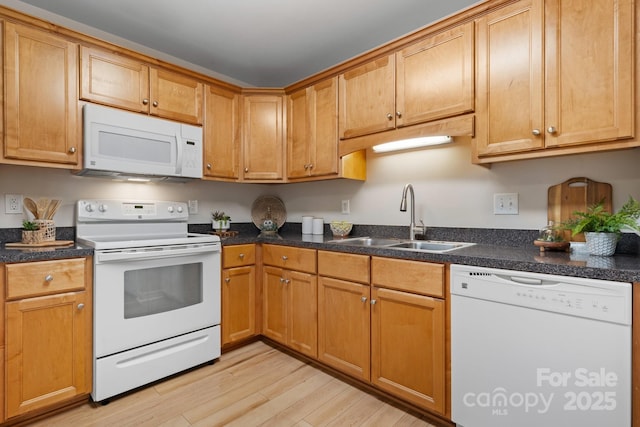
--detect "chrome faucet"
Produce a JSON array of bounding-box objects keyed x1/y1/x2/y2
[{"x1": 400, "y1": 183, "x2": 425, "y2": 240}]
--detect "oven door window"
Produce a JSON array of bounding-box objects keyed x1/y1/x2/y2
[{"x1": 124, "y1": 263, "x2": 202, "y2": 319}]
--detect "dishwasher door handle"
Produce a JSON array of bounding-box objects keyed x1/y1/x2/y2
[{"x1": 508, "y1": 276, "x2": 543, "y2": 285}]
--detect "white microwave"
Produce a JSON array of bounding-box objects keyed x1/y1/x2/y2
[{"x1": 78, "y1": 104, "x2": 203, "y2": 181}]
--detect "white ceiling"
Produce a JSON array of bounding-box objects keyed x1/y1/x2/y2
[{"x1": 6, "y1": 0, "x2": 479, "y2": 87}]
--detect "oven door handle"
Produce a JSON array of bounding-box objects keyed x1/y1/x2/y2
[{"x1": 96, "y1": 245, "x2": 219, "y2": 263}]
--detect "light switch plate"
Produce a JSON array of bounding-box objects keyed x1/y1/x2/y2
[{"x1": 493, "y1": 193, "x2": 518, "y2": 215}]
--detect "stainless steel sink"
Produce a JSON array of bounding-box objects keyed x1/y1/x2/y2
[
  {"x1": 388, "y1": 240, "x2": 475, "y2": 252},
  {"x1": 328, "y1": 237, "x2": 401, "y2": 247},
  {"x1": 328, "y1": 236, "x2": 474, "y2": 253}
]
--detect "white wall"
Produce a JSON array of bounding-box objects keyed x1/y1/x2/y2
[{"x1": 2, "y1": 137, "x2": 639, "y2": 231}]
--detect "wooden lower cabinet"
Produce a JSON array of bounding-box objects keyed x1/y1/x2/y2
[
  {"x1": 262, "y1": 245, "x2": 318, "y2": 359},
  {"x1": 222, "y1": 244, "x2": 257, "y2": 346},
  {"x1": 3, "y1": 258, "x2": 92, "y2": 420},
  {"x1": 371, "y1": 286, "x2": 446, "y2": 414},
  {"x1": 317, "y1": 276, "x2": 371, "y2": 381}
]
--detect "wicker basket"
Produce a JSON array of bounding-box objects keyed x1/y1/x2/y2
[
  {"x1": 33, "y1": 219, "x2": 56, "y2": 241},
  {"x1": 584, "y1": 232, "x2": 618, "y2": 256}
]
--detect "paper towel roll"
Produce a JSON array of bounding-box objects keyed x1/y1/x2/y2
[
  {"x1": 312, "y1": 218, "x2": 324, "y2": 235},
  {"x1": 302, "y1": 216, "x2": 314, "y2": 234}
]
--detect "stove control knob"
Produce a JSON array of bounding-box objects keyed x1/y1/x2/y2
[
  {"x1": 167, "y1": 206, "x2": 175, "y2": 213},
  {"x1": 177, "y1": 206, "x2": 184, "y2": 213},
  {"x1": 99, "y1": 204, "x2": 108, "y2": 212},
  {"x1": 85, "y1": 203, "x2": 97, "y2": 212}
]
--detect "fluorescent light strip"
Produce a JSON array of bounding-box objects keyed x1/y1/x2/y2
[{"x1": 372, "y1": 135, "x2": 452, "y2": 153}]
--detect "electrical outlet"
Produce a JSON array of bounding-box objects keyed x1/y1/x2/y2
[
  {"x1": 5, "y1": 194, "x2": 23, "y2": 214},
  {"x1": 341, "y1": 200, "x2": 350, "y2": 214},
  {"x1": 493, "y1": 193, "x2": 518, "y2": 215},
  {"x1": 188, "y1": 200, "x2": 198, "y2": 214}
]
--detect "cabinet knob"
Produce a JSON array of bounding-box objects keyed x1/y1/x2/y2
[
  {"x1": 532, "y1": 129, "x2": 541, "y2": 136},
  {"x1": 239, "y1": 253, "x2": 245, "y2": 259},
  {"x1": 225, "y1": 277, "x2": 231, "y2": 283},
  {"x1": 547, "y1": 126, "x2": 557, "y2": 134},
  {"x1": 280, "y1": 277, "x2": 285, "y2": 283},
  {"x1": 304, "y1": 164, "x2": 309, "y2": 170},
  {"x1": 77, "y1": 303, "x2": 85, "y2": 310},
  {"x1": 361, "y1": 296, "x2": 367, "y2": 303},
  {"x1": 153, "y1": 101, "x2": 159, "y2": 107},
  {"x1": 370, "y1": 299, "x2": 377, "y2": 305},
  {"x1": 282, "y1": 255, "x2": 288, "y2": 261},
  {"x1": 396, "y1": 111, "x2": 402, "y2": 118},
  {"x1": 44, "y1": 274, "x2": 53, "y2": 283},
  {"x1": 142, "y1": 98, "x2": 149, "y2": 105},
  {"x1": 308, "y1": 163, "x2": 313, "y2": 170},
  {"x1": 244, "y1": 167, "x2": 249, "y2": 173},
  {"x1": 68, "y1": 147, "x2": 77, "y2": 154},
  {"x1": 386, "y1": 113, "x2": 393, "y2": 120},
  {"x1": 284, "y1": 279, "x2": 290, "y2": 285},
  {"x1": 207, "y1": 163, "x2": 212, "y2": 169}
]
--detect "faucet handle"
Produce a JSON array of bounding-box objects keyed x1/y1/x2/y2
[{"x1": 414, "y1": 220, "x2": 426, "y2": 238}]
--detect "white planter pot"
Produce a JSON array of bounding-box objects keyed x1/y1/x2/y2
[
  {"x1": 212, "y1": 220, "x2": 230, "y2": 231},
  {"x1": 584, "y1": 232, "x2": 618, "y2": 256}
]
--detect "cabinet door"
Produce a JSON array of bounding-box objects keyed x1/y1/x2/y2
[
  {"x1": 150, "y1": 67, "x2": 204, "y2": 125},
  {"x1": 474, "y1": 0, "x2": 544, "y2": 157},
  {"x1": 6, "y1": 292, "x2": 91, "y2": 418},
  {"x1": 396, "y1": 21, "x2": 474, "y2": 127},
  {"x1": 242, "y1": 94, "x2": 284, "y2": 181},
  {"x1": 309, "y1": 77, "x2": 339, "y2": 177},
  {"x1": 318, "y1": 276, "x2": 370, "y2": 381},
  {"x1": 288, "y1": 270, "x2": 317, "y2": 358},
  {"x1": 262, "y1": 266, "x2": 287, "y2": 344},
  {"x1": 80, "y1": 46, "x2": 150, "y2": 113},
  {"x1": 544, "y1": 0, "x2": 634, "y2": 147},
  {"x1": 204, "y1": 85, "x2": 240, "y2": 179},
  {"x1": 222, "y1": 266, "x2": 256, "y2": 346},
  {"x1": 339, "y1": 55, "x2": 395, "y2": 139},
  {"x1": 4, "y1": 22, "x2": 79, "y2": 166},
  {"x1": 371, "y1": 287, "x2": 446, "y2": 414},
  {"x1": 287, "y1": 87, "x2": 311, "y2": 178}
]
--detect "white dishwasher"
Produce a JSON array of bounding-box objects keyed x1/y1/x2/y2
[{"x1": 450, "y1": 264, "x2": 631, "y2": 427}]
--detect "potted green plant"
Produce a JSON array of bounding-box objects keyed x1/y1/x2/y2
[
  {"x1": 21, "y1": 220, "x2": 44, "y2": 244},
  {"x1": 564, "y1": 196, "x2": 640, "y2": 256},
  {"x1": 211, "y1": 211, "x2": 231, "y2": 231}
]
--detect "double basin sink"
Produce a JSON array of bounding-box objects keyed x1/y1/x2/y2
[{"x1": 328, "y1": 237, "x2": 475, "y2": 253}]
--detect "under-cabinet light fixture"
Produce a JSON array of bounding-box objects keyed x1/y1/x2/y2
[
  {"x1": 126, "y1": 177, "x2": 152, "y2": 183},
  {"x1": 372, "y1": 135, "x2": 453, "y2": 153}
]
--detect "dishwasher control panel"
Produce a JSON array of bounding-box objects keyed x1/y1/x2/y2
[{"x1": 451, "y1": 264, "x2": 631, "y2": 325}]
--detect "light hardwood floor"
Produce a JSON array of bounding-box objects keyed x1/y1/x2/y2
[{"x1": 28, "y1": 341, "x2": 438, "y2": 427}]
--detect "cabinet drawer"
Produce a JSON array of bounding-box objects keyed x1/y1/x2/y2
[
  {"x1": 223, "y1": 244, "x2": 256, "y2": 268},
  {"x1": 6, "y1": 258, "x2": 86, "y2": 300},
  {"x1": 318, "y1": 250, "x2": 370, "y2": 284},
  {"x1": 263, "y1": 244, "x2": 316, "y2": 273},
  {"x1": 371, "y1": 257, "x2": 444, "y2": 298}
]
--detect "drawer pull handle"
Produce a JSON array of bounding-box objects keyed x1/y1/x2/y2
[
  {"x1": 44, "y1": 274, "x2": 53, "y2": 282},
  {"x1": 77, "y1": 303, "x2": 85, "y2": 310}
]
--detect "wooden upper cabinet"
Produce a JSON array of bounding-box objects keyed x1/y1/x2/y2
[
  {"x1": 3, "y1": 22, "x2": 79, "y2": 167},
  {"x1": 241, "y1": 92, "x2": 285, "y2": 181},
  {"x1": 288, "y1": 77, "x2": 339, "y2": 179},
  {"x1": 203, "y1": 85, "x2": 240, "y2": 180},
  {"x1": 339, "y1": 21, "x2": 475, "y2": 141},
  {"x1": 474, "y1": 0, "x2": 634, "y2": 161},
  {"x1": 339, "y1": 55, "x2": 396, "y2": 139},
  {"x1": 396, "y1": 21, "x2": 474, "y2": 127},
  {"x1": 80, "y1": 46, "x2": 203, "y2": 125}
]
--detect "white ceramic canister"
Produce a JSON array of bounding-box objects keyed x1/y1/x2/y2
[
  {"x1": 302, "y1": 216, "x2": 314, "y2": 234},
  {"x1": 312, "y1": 218, "x2": 324, "y2": 235}
]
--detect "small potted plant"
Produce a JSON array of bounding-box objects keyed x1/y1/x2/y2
[
  {"x1": 22, "y1": 220, "x2": 44, "y2": 244},
  {"x1": 564, "y1": 196, "x2": 640, "y2": 256},
  {"x1": 211, "y1": 211, "x2": 231, "y2": 231}
]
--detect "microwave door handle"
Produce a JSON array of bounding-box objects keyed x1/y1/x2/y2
[{"x1": 175, "y1": 131, "x2": 183, "y2": 175}]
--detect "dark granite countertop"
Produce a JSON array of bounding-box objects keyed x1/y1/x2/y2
[{"x1": 2, "y1": 223, "x2": 639, "y2": 282}]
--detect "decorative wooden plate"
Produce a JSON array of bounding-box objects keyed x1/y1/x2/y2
[{"x1": 251, "y1": 196, "x2": 286, "y2": 229}]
